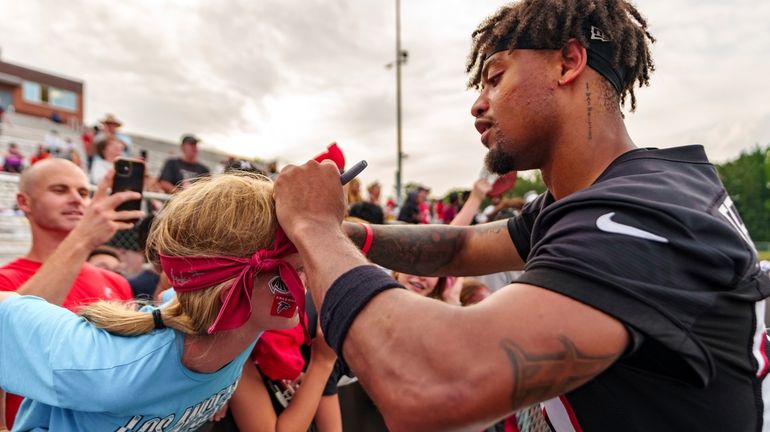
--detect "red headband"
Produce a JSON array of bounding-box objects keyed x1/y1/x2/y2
[{"x1": 159, "y1": 227, "x2": 306, "y2": 339}]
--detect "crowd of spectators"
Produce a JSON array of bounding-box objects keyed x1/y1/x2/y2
[
  {"x1": 0, "y1": 107, "x2": 556, "y2": 432},
  {"x1": 0, "y1": 118, "x2": 538, "y2": 430},
  {"x1": 4, "y1": 108, "x2": 768, "y2": 431}
]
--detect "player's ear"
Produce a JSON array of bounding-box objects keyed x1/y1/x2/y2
[{"x1": 557, "y1": 38, "x2": 589, "y2": 87}]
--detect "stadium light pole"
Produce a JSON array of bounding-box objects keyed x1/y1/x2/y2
[{"x1": 394, "y1": 0, "x2": 407, "y2": 204}]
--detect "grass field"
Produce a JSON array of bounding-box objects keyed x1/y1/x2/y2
[{"x1": 760, "y1": 251, "x2": 770, "y2": 261}]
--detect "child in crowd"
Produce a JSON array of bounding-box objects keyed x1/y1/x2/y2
[{"x1": 0, "y1": 172, "x2": 333, "y2": 431}]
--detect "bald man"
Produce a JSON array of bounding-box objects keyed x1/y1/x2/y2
[{"x1": 0, "y1": 159, "x2": 143, "y2": 431}]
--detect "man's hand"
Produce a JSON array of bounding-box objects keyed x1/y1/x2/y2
[
  {"x1": 273, "y1": 160, "x2": 346, "y2": 240},
  {"x1": 69, "y1": 171, "x2": 144, "y2": 250}
]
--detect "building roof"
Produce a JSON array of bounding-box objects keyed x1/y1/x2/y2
[
  {"x1": 0, "y1": 60, "x2": 83, "y2": 93},
  {"x1": 0, "y1": 71, "x2": 22, "y2": 86}
]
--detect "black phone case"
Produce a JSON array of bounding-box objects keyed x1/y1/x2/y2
[{"x1": 112, "y1": 159, "x2": 145, "y2": 213}]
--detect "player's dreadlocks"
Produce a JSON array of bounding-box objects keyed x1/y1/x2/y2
[{"x1": 466, "y1": 0, "x2": 655, "y2": 111}]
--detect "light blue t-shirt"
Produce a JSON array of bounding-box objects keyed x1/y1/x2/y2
[{"x1": 0, "y1": 296, "x2": 258, "y2": 432}]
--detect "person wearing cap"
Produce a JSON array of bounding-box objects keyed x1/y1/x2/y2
[
  {"x1": 273, "y1": 0, "x2": 770, "y2": 430},
  {"x1": 94, "y1": 113, "x2": 133, "y2": 156},
  {"x1": 158, "y1": 134, "x2": 211, "y2": 194},
  {"x1": 0, "y1": 172, "x2": 333, "y2": 431}
]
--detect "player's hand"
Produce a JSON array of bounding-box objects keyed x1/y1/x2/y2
[
  {"x1": 273, "y1": 160, "x2": 346, "y2": 240},
  {"x1": 70, "y1": 170, "x2": 144, "y2": 250}
]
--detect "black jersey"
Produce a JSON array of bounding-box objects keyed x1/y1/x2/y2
[{"x1": 507, "y1": 146, "x2": 770, "y2": 431}]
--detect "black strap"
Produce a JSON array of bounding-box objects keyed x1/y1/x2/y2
[
  {"x1": 320, "y1": 265, "x2": 404, "y2": 356},
  {"x1": 486, "y1": 23, "x2": 626, "y2": 94}
]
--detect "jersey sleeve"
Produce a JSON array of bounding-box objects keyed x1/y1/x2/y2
[
  {"x1": 515, "y1": 202, "x2": 736, "y2": 386},
  {"x1": 506, "y1": 192, "x2": 548, "y2": 260}
]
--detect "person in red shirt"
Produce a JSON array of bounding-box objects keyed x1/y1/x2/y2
[
  {"x1": 0, "y1": 158, "x2": 142, "y2": 430},
  {"x1": 29, "y1": 144, "x2": 50, "y2": 165}
]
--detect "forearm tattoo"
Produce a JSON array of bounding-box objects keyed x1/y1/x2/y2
[
  {"x1": 351, "y1": 224, "x2": 463, "y2": 275},
  {"x1": 501, "y1": 336, "x2": 616, "y2": 409}
]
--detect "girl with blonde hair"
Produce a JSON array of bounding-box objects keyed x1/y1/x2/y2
[{"x1": 0, "y1": 172, "x2": 334, "y2": 431}]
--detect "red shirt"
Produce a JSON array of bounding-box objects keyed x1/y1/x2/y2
[
  {"x1": 0, "y1": 258, "x2": 132, "y2": 428},
  {"x1": 29, "y1": 152, "x2": 50, "y2": 165},
  {"x1": 252, "y1": 322, "x2": 307, "y2": 381}
]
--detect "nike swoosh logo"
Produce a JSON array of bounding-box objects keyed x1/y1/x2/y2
[{"x1": 595, "y1": 212, "x2": 669, "y2": 243}]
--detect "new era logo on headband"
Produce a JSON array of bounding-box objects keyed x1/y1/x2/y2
[{"x1": 590, "y1": 26, "x2": 610, "y2": 42}]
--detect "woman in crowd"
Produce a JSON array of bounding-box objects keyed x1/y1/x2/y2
[
  {"x1": 89, "y1": 134, "x2": 126, "y2": 184},
  {"x1": 393, "y1": 272, "x2": 452, "y2": 303},
  {"x1": 0, "y1": 172, "x2": 333, "y2": 431},
  {"x1": 345, "y1": 178, "x2": 363, "y2": 205}
]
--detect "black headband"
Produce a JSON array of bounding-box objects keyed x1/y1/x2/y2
[{"x1": 485, "y1": 23, "x2": 626, "y2": 93}]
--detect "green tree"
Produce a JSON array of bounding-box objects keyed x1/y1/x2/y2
[
  {"x1": 716, "y1": 146, "x2": 770, "y2": 242},
  {"x1": 508, "y1": 170, "x2": 547, "y2": 198}
]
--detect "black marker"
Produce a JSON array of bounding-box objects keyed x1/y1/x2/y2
[{"x1": 340, "y1": 160, "x2": 368, "y2": 185}]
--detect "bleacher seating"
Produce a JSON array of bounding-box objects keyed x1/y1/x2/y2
[
  {"x1": 0, "y1": 112, "x2": 227, "y2": 266},
  {"x1": 0, "y1": 111, "x2": 82, "y2": 163},
  {"x1": 0, "y1": 111, "x2": 226, "y2": 177},
  {"x1": 0, "y1": 173, "x2": 30, "y2": 265}
]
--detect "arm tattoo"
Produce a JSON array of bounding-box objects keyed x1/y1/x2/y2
[
  {"x1": 501, "y1": 335, "x2": 616, "y2": 409},
  {"x1": 347, "y1": 220, "x2": 509, "y2": 275},
  {"x1": 361, "y1": 224, "x2": 463, "y2": 274}
]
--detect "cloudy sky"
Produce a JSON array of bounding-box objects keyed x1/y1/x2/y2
[{"x1": 1, "y1": 0, "x2": 769, "y2": 198}]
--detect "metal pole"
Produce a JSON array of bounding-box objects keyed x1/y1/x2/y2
[{"x1": 395, "y1": 0, "x2": 403, "y2": 204}]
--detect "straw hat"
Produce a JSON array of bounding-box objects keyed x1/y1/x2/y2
[{"x1": 99, "y1": 113, "x2": 122, "y2": 126}]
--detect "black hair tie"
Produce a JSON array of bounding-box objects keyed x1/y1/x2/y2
[{"x1": 152, "y1": 308, "x2": 166, "y2": 330}]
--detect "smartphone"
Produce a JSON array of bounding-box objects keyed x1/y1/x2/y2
[{"x1": 112, "y1": 158, "x2": 145, "y2": 215}]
